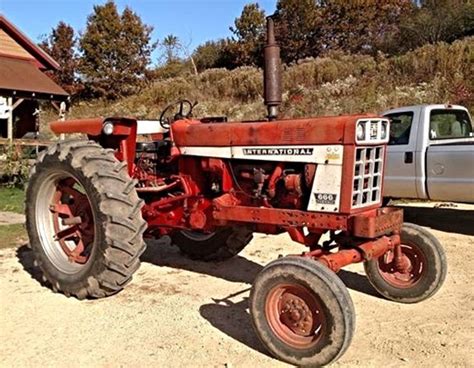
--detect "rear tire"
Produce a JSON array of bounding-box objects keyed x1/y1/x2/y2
[
  {"x1": 26, "y1": 140, "x2": 147, "y2": 299},
  {"x1": 250, "y1": 257, "x2": 355, "y2": 367},
  {"x1": 364, "y1": 223, "x2": 447, "y2": 303},
  {"x1": 171, "y1": 226, "x2": 253, "y2": 261}
]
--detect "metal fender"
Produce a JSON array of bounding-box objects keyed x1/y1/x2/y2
[
  {"x1": 50, "y1": 117, "x2": 138, "y2": 175},
  {"x1": 50, "y1": 117, "x2": 137, "y2": 137}
]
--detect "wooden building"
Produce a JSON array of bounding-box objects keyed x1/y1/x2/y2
[{"x1": 0, "y1": 14, "x2": 68, "y2": 141}]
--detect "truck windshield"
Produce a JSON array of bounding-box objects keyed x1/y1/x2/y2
[{"x1": 430, "y1": 109, "x2": 473, "y2": 140}]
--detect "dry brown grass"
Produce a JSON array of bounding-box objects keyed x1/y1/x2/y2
[{"x1": 42, "y1": 37, "x2": 473, "y2": 128}]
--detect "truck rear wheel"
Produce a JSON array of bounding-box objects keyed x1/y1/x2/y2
[
  {"x1": 171, "y1": 227, "x2": 253, "y2": 261},
  {"x1": 364, "y1": 223, "x2": 447, "y2": 303},
  {"x1": 250, "y1": 257, "x2": 355, "y2": 367},
  {"x1": 26, "y1": 140, "x2": 147, "y2": 299}
]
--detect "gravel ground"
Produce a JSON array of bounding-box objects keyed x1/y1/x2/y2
[{"x1": 0, "y1": 203, "x2": 473, "y2": 367}]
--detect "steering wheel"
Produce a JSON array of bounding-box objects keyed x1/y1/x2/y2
[{"x1": 159, "y1": 99, "x2": 196, "y2": 129}]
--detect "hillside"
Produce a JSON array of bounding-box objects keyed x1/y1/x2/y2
[{"x1": 60, "y1": 37, "x2": 473, "y2": 125}]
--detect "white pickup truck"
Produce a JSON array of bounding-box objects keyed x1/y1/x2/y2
[{"x1": 383, "y1": 104, "x2": 474, "y2": 203}]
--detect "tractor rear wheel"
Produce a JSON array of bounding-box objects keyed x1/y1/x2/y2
[
  {"x1": 26, "y1": 140, "x2": 147, "y2": 299},
  {"x1": 171, "y1": 227, "x2": 253, "y2": 261},
  {"x1": 364, "y1": 223, "x2": 447, "y2": 303},
  {"x1": 250, "y1": 257, "x2": 355, "y2": 367}
]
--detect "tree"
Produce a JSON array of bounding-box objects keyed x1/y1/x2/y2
[
  {"x1": 193, "y1": 39, "x2": 227, "y2": 71},
  {"x1": 230, "y1": 3, "x2": 266, "y2": 66},
  {"x1": 317, "y1": 0, "x2": 471, "y2": 56},
  {"x1": 159, "y1": 34, "x2": 198, "y2": 75},
  {"x1": 396, "y1": 0, "x2": 474, "y2": 51},
  {"x1": 274, "y1": 0, "x2": 322, "y2": 63},
  {"x1": 192, "y1": 38, "x2": 242, "y2": 71},
  {"x1": 39, "y1": 22, "x2": 80, "y2": 94},
  {"x1": 162, "y1": 34, "x2": 180, "y2": 64},
  {"x1": 79, "y1": 1, "x2": 156, "y2": 99},
  {"x1": 318, "y1": 0, "x2": 413, "y2": 55}
]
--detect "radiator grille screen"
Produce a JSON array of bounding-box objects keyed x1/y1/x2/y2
[{"x1": 352, "y1": 146, "x2": 384, "y2": 208}]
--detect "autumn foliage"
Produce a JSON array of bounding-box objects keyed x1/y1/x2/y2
[
  {"x1": 79, "y1": 1, "x2": 155, "y2": 99},
  {"x1": 39, "y1": 0, "x2": 473, "y2": 101},
  {"x1": 39, "y1": 22, "x2": 81, "y2": 95}
]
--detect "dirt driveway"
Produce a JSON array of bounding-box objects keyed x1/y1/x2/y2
[{"x1": 1, "y1": 203, "x2": 473, "y2": 367}]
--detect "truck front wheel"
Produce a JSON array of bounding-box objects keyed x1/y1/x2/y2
[
  {"x1": 26, "y1": 140, "x2": 147, "y2": 299},
  {"x1": 171, "y1": 226, "x2": 253, "y2": 261},
  {"x1": 364, "y1": 223, "x2": 447, "y2": 303}
]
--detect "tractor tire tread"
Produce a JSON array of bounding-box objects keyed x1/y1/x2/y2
[{"x1": 26, "y1": 139, "x2": 147, "y2": 300}]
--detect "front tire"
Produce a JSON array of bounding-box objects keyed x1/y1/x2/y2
[
  {"x1": 364, "y1": 223, "x2": 447, "y2": 303},
  {"x1": 250, "y1": 257, "x2": 355, "y2": 367},
  {"x1": 26, "y1": 140, "x2": 147, "y2": 299},
  {"x1": 171, "y1": 226, "x2": 253, "y2": 261}
]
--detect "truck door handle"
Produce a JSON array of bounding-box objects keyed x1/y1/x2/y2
[{"x1": 404, "y1": 152, "x2": 413, "y2": 164}]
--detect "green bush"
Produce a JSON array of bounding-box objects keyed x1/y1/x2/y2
[{"x1": 0, "y1": 145, "x2": 30, "y2": 189}]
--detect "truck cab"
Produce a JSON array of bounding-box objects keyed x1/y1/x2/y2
[{"x1": 383, "y1": 104, "x2": 474, "y2": 203}]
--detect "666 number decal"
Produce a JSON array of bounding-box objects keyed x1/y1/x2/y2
[{"x1": 315, "y1": 193, "x2": 337, "y2": 205}]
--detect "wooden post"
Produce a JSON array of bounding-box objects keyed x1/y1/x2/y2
[
  {"x1": 7, "y1": 97, "x2": 13, "y2": 142},
  {"x1": 5, "y1": 98, "x2": 24, "y2": 143},
  {"x1": 51, "y1": 101, "x2": 67, "y2": 140},
  {"x1": 59, "y1": 101, "x2": 66, "y2": 140}
]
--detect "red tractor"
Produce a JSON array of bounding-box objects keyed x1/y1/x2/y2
[{"x1": 25, "y1": 18, "x2": 447, "y2": 366}]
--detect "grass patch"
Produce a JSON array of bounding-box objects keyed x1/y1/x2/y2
[
  {"x1": 0, "y1": 224, "x2": 27, "y2": 249},
  {"x1": 0, "y1": 187, "x2": 25, "y2": 214}
]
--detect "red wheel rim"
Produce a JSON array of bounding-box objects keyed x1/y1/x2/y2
[
  {"x1": 377, "y1": 243, "x2": 426, "y2": 288},
  {"x1": 49, "y1": 177, "x2": 95, "y2": 265},
  {"x1": 265, "y1": 283, "x2": 326, "y2": 349}
]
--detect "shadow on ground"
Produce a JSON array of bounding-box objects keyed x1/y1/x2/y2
[
  {"x1": 141, "y1": 238, "x2": 264, "y2": 285},
  {"x1": 141, "y1": 238, "x2": 384, "y2": 357},
  {"x1": 200, "y1": 294, "x2": 270, "y2": 356},
  {"x1": 142, "y1": 239, "x2": 272, "y2": 356},
  {"x1": 16, "y1": 244, "x2": 50, "y2": 288},
  {"x1": 14, "y1": 237, "x2": 384, "y2": 359},
  {"x1": 397, "y1": 205, "x2": 474, "y2": 236},
  {"x1": 338, "y1": 269, "x2": 381, "y2": 298},
  {"x1": 143, "y1": 238, "x2": 382, "y2": 297}
]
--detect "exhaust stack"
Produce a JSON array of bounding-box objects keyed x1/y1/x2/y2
[{"x1": 264, "y1": 16, "x2": 282, "y2": 121}]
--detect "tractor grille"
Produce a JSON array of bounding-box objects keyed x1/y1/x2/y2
[{"x1": 352, "y1": 146, "x2": 384, "y2": 208}]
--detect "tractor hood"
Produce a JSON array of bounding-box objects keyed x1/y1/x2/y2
[{"x1": 171, "y1": 114, "x2": 381, "y2": 147}]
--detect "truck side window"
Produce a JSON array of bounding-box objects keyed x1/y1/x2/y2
[
  {"x1": 385, "y1": 112, "x2": 413, "y2": 145},
  {"x1": 429, "y1": 109, "x2": 473, "y2": 140}
]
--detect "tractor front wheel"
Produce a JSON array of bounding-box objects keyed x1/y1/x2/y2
[
  {"x1": 364, "y1": 223, "x2": 447, "y2": 303},
  {"x1": 171, "y1": 226, "x2": 253, "y2": 261},
  {"x1": 250, "y1": 257, "x2": 355, "y2": 367},
  {"x1": 26, "y1": 140, "x2": 147, "y2": 299}
]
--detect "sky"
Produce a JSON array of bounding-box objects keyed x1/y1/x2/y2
[{"x1": 0, "y1": 0, "x2": 276, "y2": 64}]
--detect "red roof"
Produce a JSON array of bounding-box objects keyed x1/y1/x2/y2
[
  {"x1": 0, "y1": 56, "x2": 68, "y2": 99},
  {"x1": 0, "y1": 14, "x2": 60, "y2": 71}
]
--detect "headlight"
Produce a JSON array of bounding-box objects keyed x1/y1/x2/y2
[
  {"x1": 356, "y1": 122, "x2": 365, "y2": 141},
  {"x1": 103, "y1": 122, "x2": 114, "y2": 135},
  {"x1": 381, "y1": 121, "x2": 388, "y2": 140}
]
